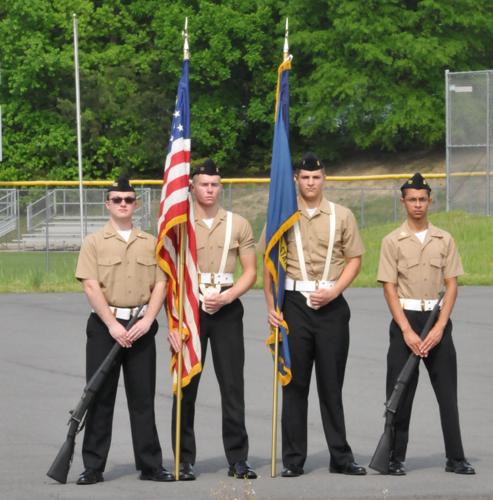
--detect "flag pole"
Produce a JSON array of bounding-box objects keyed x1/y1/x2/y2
[
  {"x1": 174, "y1": 223, "x2": 187, "y2": 479},
  {"x1": 73, "y1": 13, "x2": 84, "y2": 243},
  {"x1": 174, "y1": 17, "x2": 189, "y2": 480},
  {"x1": 271, "y1": 17, "x2": 289, "y2": 478}
]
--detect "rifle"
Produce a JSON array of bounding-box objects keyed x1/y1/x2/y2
[
  {"x1": 369, "y1": 292, "x2": 444, "y2": 474},
  {"x1": 47, "y1": 305, "x2": 144, "y2": 484}
]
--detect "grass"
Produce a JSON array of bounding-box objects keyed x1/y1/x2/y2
[
  {"x1": 0, "y1": 251, "x2": 80, "y2": 293},
  {"x1": 0, "y1": 211, "x2": 491, "y2": 293}
]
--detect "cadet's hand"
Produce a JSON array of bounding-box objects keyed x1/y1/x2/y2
[
  {"x1": 167, "y1": 328, "x2": 182, "y2": 353},
  {"x1": 268, "y1": 308, "x2": 284, "y2": 328},
  {"x1": 309, "y1": 287, "x2": 339, "y2": 309},
  {"x1": 126, "y1": 317, "x2": 153, "y2": 342},
  {"x1": 203, "y1": 290, "x2": 232, "y2": 314},
  {"x1": 402, "y1": 327, "x2": 423, "y2": 357},
  {"x1": 109, "y1": 322, "x2": 133, "y2": 348},
  {"x1": 420, "y1": 324, "x2": 445, "y2": 356}
]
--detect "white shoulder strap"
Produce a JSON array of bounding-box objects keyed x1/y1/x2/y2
[
  {"x1": 294, "y1": 221, "x2": 309, "y2": 281},
  {"x1": 218, "y1": 211, "x2": 233, "y2": 274},
  {"x1": 321, "y1": 202, "x2": 336, "y2": 282}
]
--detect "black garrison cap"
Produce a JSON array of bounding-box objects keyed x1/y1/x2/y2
[
  {"x1": 297, "y1": 152, "x2": 324, "y2": 171},
  {"x1": 107, "y1": 175, "x2": 135, "y2": 193},
  {"x1": 400, "y1": 172, "x2": 432, "y2": 194},
  {"x1": 191, "y1": 158, "x2": 220, "y2": 177}
]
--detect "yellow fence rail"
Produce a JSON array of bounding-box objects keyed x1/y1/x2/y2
[{"x1": 1, "y1": 171, "x2": 487, "y2": 188}]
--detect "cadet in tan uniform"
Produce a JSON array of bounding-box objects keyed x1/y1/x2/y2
[
  {"x1": 264, "y1": 153, "x2": 366, "y2": 477},
  {"x1": 75, "y1": 176, "x2": 174, "y2": 484},
  {"x1": 377, "y1": 172, "x2": 475, "y2": 476},
  {"x1": 168, "y1": 159, "x2": 257, "y2": 481}
]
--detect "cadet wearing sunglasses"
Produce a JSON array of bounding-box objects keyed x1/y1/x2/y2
[{"x1": 74, "y1": 176, "x2": 174, "y2": 484}]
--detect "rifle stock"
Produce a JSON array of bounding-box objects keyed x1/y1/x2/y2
[
  {"x1": 46, "y1": 421, "x2": 78, "y2": 483},
  {"x1": 46, "y1": 305, "x2": 143, "y2": 484},
  {"x1": 369, "y1": 292, "x2": 444, "y2": 473},
  {"x1": 369, "y1": 414, "x2": 393, "y2": 473}
]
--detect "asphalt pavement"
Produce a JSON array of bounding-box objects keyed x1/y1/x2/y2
[{"x1": 0, "y1": 287, "x2": 492, "y2": 500}]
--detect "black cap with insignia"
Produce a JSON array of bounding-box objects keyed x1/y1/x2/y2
[
  {"x1": 107, "y1": 175, "x2": 135, "y2": 193},
  {"x1": 191, "y1": 158, "x2": 220, "y2": 177},
  {"x1": 400, "y1": 172, "x2": 431, "y2": 194},
  {"x1": 297, "y1": 152, "x2": 324, "y2": 171}
]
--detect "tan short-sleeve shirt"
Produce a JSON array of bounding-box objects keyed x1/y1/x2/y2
[
  {"x1": 283, "y1": 197, "x2": 364, "y2": 281},
  {"x1": 195, "y1": 205, "x2": 255, "y2": 273},
  {"x1": 76, "y1": 221, "x2": 166, "y2": 307},
  {"x1": 377, "y1": 221, "x2": 463, "y2": 299}
]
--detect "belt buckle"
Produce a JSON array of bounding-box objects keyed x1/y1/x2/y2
[
  {"x1": 315, "y1": 280, "x2": 320, "y2": 290},
  {"x1": 421, "y1": 299, "x2": 426, "y2": 312}
]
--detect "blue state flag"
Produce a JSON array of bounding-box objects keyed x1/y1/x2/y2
[{"x1": 264, "y1": 58, "x2": 299, "y2": 385}]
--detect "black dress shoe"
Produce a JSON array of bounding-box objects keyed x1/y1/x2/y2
[
  {"x1": 179, "y1": 462, "x2": 196, "y2": 481},
  {"x1": 388, "y1": 460, "x2": 406, "y2": 476},
  {"x1": 228, "y1": 460, "x2": 257, "y2": 479},
  {"x1": 140, "y1": 466, "x2": 175, "y2": 482},
  {"x1": 445, "y1": 459, "x2": 475, "y2": 475},
  {"x1": 281, "y1": 464, "x2": 304, "y2": 477},
  {"x1": 76, "y1": 469, "x2": 104, "y2": 485},
  {"x1": 330, "y1": 461, "x2": 367, "y2": 475}
]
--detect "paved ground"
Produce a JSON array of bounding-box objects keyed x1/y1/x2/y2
[{"x1": 1, "y1": 288, "x2": 492, "y2": 500}]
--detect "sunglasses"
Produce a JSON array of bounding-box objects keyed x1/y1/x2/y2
[{"x1": 109, "y1": 196, "x2": 137, "y2": 205}]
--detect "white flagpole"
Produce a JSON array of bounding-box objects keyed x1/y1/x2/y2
[{"x1": 73, "y1": 13, "x2": 84, "y2": 242}]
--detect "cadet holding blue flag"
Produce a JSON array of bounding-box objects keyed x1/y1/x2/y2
[{"x1": 263, "y1": 153, "x2": 366, "y2": 477}]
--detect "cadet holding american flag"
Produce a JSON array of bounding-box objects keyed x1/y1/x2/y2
[{"x1": 168, "y1": 158, "x2": 258, "y2": 481}]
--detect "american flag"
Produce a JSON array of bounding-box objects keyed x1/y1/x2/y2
[{"x1": 156, "y1": 59, "x2": 201, "y2": 392}]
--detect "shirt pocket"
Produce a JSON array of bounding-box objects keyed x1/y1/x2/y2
[
  {"x1": 429, "y1": 257, "x2": 444, "y2": 283},
  {"x1": 97, "y1": 256, "x2": 122, "y2": 289},
  {"x1": 136, "y1": 256, "x2": 157, "y2": 285},
  {"x1": 398, "y1": 257, "x2": 420, "y2": 283}
]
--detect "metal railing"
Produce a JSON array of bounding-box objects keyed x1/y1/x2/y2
[
  {"x1": 26, "y1": 188, "x2": 152, "y2": 234},
  {"x1": 0, "y1": 189, "x2": 17, "y2": 238}
]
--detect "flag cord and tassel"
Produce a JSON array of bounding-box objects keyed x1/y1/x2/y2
[{"x1": 174, "y1": 223, "x2": 187, "y2": 479}]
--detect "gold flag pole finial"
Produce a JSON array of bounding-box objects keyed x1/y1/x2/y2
[
  {"x1": 183, "y1": 17, "x2": 189, "y2": 60},
  {"x1": 283, "y1": 17, "x2": 289, "y2": 61}
]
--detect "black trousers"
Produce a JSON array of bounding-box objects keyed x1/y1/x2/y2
[
  {"x1": 172, "y1": 298, "x2": 249, "y2": 465},
  {"x1": 282, "y1": 291, "x2": 354, "y2": 468},
  {"x1": 82, "y1": 313, "x2": 163, "y2": 472},
  {"x1": 386, "y1": 310, "x2": 465, "y2": 462}
]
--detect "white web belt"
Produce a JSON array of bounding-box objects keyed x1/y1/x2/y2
[{"x1": 198, "y1": 211, "x2": 233, "y2": 313}]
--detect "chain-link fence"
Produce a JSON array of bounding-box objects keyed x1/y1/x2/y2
[
  {"x1": 0, "y1": 179, "x2": 446, "y2": 251},
  {"x1": 446, "y1": 69, "x2": 493, "y2": 215}
]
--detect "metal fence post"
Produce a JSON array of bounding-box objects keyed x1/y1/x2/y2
[
  {"x1": 393, "y1": 182, "x2": 398, "y2": 222},
  {"x1": 16, "y1": 188, "x2": 21, "y2": 251},
  {"x1": 486, "y1": 71, "x2": 491, "y2": 216},
  {"x1": 45, "y1": 187, "x2": 49, "y2": 272},
  {"x1": 445, "y1": 69, "x2": 450, "y2": 212},
  {"x1": 360, "y1": 189, "x2": 365, "y2": 228}
]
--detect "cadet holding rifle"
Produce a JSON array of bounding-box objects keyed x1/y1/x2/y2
[
  {"x1": 74, "y1": 176, "x2": 174, "y2": 484},
  {"x1": 377, "y1": 173, "x2": 475, "y2": 476}
]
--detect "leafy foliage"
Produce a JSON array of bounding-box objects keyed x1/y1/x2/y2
[{"x1": 1, "y1": 0, "x2": 493, "y2": 180}]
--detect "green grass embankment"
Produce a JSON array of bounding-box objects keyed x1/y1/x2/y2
[{"x1": 0, "y1": 211, "x2": 491, "y2": 293}]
